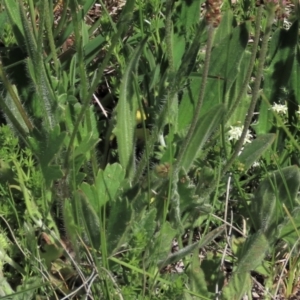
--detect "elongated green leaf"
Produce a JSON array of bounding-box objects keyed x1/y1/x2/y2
[
  {"x1": 201, "y1": 23, "x2": 249, "y2": 116},
  {"x1": 158, "y1": 225, "x2": 225, "y2": 268},
  {"x1": 186, "y1": 248, "x2": 213, "y2": 299},
  {"x1": 115, "y1": 38, "x2": 147, "y2": 177},
  {"x1": 214, "y1": 10, "x2": 234, "y2": 45},
  {"x1": 3, "y1": 0, "x2": 24, "y2": 47},
  {"x1": 79, "y1": 163, "x2": 125, "y2": 215},
  {"x1": 291, "y1": 46, "x2": 300, "y2": 107},
  {"x1": 177, "y1": 78, "x2": 200, "y2": 132},
  {"x1": 176, "y1": 0, "x2": 202, "y2": 29},
  {"x1": 95, "y1": 163, "x2": 125, "y2": 204},
  {"x1": 148, "y1": 222, "x2": 177, "y2": 266},
  {"x1": 4, "y1": 85, "x2": 29, "y2": 134},
  {"x1": 56, "y1": 0, "x2": 96, "y2": 47},
  {"x1": 72, "y1": 133, "x2": 99, "y2": 160},
  {"x1": 278, "y1": 207, "x2": 300, "y2": 247},
  {"x1": 222, "y1": 273, "x2": 251, "y2": 300},
  {"x1": 256, "y1": 21, "x2": 299, "y2": 134},
  {"x1": 178, "y1": 21, "x2": 248, "y2": 133},
  {"x1": 251, "y1": 166, "x2": 300, "y2": 234},
  {"x1": 62, "y1": 200, "x2": 80, "y2": 259},
  {"x1": 172, "y1": 33, "x2": 186, "y2": 71},
  {"x1": 237, "y1": 134, "x2": 275, "y2": 171},
  {"x1": 226, "y1": 50, "x2": 251, "y2": 122},
  {"x1": 106, "y1": 197, "x2": 132, "y2": 255},
  {"x1": 180, "y1": 104, "x2": 225, "y2": 171},
  {"x1": 41, "y1": 165, "x2": 63, "y2": 188},
  {"x1": 83, "y1": 34, "x2": 106, "y2": 65},
  {"x1": 78, "y1": 189, "x2": 101, "y2": 250},
  {"x1": 222, "y1": 231, "x2": 269, "y2": 300},
  {"x1": 28, "y1": 126, "x2": 66, "y2": 167}
]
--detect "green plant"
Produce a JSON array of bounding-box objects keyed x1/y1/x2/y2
[{"x1": 0, "y1": 0, "x2": 299, "y2": 299}]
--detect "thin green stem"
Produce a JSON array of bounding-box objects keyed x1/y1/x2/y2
[
  {"x1": 44, "y1": 1, "x2": 60, "y2": 75},
  {"x1": 165, "y1": 0, "x2": 174, "y2": 73},
  {"x1": 27, "y1": 0, "x2": 38, "y2": 40}
]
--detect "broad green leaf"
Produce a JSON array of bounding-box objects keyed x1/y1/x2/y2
[
  {"x1": 39, "y1": 243, "x2": 64, "y2": 269},
  {"x1": 291, "y1": 46, "x2": 300, "y2": 106},
  {"x1": 177, "y1": 79, "x2": 199, "y2": 132},
  {"x1": 4, "y1": 85, "x2": 29, "y2": 134},
  {"x1": 214, "y1": 10, "x2": 234, "y2": 44},
  {"x1": 178, "y1": 23, "x2": 248, "y2": 131},
  {"x1": 278, "y1": 207, "x2": 300, "y2": 247},
  {"x1": 222, "y1": 231, "x2": 269, "y2": 300},
  {"x1": 226, "y1": 50, "x2": 251, "y2": 123},
  {"x1": 158, "y1": 225, "x2": 225, "y2": 268},
  {"x1": 41, "y1": 165, "x2": 63, "y2": 188},
  {"x1": 176, "y1": 0, "x2": 202, "y2": 29},
  {"x1": 222, "y1": 273, "x2": 252, "y2": 300},
  {"x1": 251, "y1": 166, "x2": 300, "y2": 234},
  {"x1": 237, "y1": 134, "x2": 275, "y2": 171},
  {"x1": 61, "y1": 200, "x2": 80, "y2": 259},
  {"x1": 42, "y1": 127, "x2": 66, "y2": 166},
  {"x1": 186, "y1": 248, "x2": 213, "y2": 298},
  {"x1": 201, "y1": 23, "x2": 249, "y2": 115},
  {"x1": 106, "y1": 197, "x2": 132, "y2": 255},
  {"x1": 83, "y1": 34, "x2": 105, "y2": 65},
  {"x1": 72, "y1": 133, "x2": 99, "y2": 160},
  {"x1": 81, "y1": 21, "x2": 89, "y2": 46},
  {"x1": 79, "y1": 182, "x2": 99, "y2": 210},
  {"x1": 79, "y1": 163, "x2": 125, "y2": 215},
  {"x1": 3, "y1": 0, "x2": 24, "y2": 47},
  {"x1": 115, "y1": 38, "x2": 147, "y2": 177},
  {"x1": 201, "y1": 252, "x2": 225, "y2": 295},
  {"x1": 95, "y1": 163, "x2": 125, "y2": 205},
  {"x1": 179, "y1": 104, "x2": 225, "y2": 171},
  {"x1": 78, "y1": 189, "x2": 101, "y2": 250},
  {"x1": 256, "y1": 21, "x2": 299, "y2": 134},
  {"x1": 173, "y1": 33, "x2": 186, "y2": 71},
  {"x1": 148, "y1": 222, "x2": 177, "y2": 266}
]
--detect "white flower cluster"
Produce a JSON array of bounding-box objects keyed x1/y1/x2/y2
[
  {"x1": 271, "y1": 103, "x2": 287, "y2": 115},
  {"x1": 228, "y1": 126, "x2": 252, "y2": 144}
]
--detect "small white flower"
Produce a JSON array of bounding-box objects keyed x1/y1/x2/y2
[
  {"x1": 228, "y1": 126, "x2": 243, "y2": 141},
  {"x1": 271, "y1": 103, "x2": 287, "y2": 115},
  {"x1": 228, "y1": 126, "x2": 252, "y2": 144},
  {"x1": 296, "y1": 105, "x2": 300, "y2": 115},
  {"x1": 252, "y1": 161, "x2": 260, "y2": 168}
]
